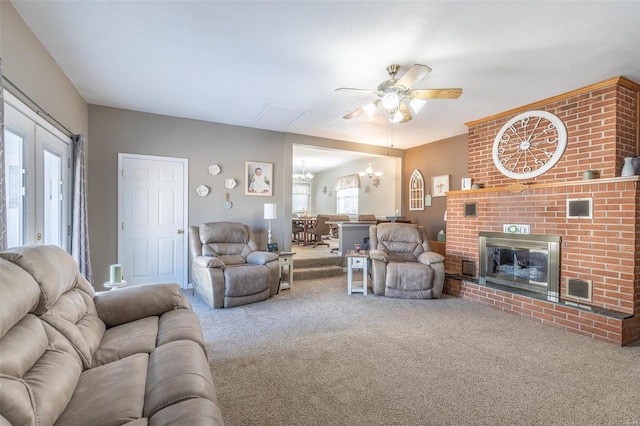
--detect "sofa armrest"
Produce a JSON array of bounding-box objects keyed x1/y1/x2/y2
[
  {"x1": 95, "y1": 283, "x2": 183, "y2": 327},
  {"x1": 193, "y1": 255, "x2": 225, "y2": 269},
  {"x1": 369, "y1": 249, "x2": 389, "y2": 262},
  {"x1": 417, "y1": 252, "x2": 445, "y2": 266},
  {"x1": 247, "y1": 251, "x2": 278, "y2": 265}
]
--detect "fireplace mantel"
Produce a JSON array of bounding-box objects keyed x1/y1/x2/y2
[{"x1": 446, "y1": 175, "x2": 639, "y2": 196}]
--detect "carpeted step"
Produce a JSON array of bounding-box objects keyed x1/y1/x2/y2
[
  {"x1": 293, "y1": 256, "x2": 345, "y2": 269},
  {"x1": 284, "y1": 265, "x2": 344, "y2": 281}
]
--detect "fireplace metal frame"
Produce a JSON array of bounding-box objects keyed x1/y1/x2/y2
[{"x1": 479, "y1": 232, "x2": 561, "y2": 300}]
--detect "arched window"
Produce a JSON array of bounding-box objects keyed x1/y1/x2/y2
[{"x1": 409, "y1": 169, "x2": 424, "y2": 211}]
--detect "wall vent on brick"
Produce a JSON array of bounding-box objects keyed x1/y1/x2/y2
[{"x1": 566, "y1": 278, "x2": 592, "y2": 302}]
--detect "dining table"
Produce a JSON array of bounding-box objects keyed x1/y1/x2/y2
[{"x1": 292, "y1": 217, "x2": 317, "y2": 245}]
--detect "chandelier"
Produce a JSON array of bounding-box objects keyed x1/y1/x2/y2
[
  {"x1": 358, "y1": 160, "x2": 382, "y2": 187},
  {"x1": 292, "y1": 160, "x2": 314, "y2": 181}
]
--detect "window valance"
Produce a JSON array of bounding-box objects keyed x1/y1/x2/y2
[
  {"x1": 293, "y1": 182, "x2": 311, "y2": 195},
  {"x1": 334, "y1": 174, "x2": 360, "y2": 191}
]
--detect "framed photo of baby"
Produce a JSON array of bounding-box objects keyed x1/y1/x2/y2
[{"x1": 245, "y1": 161, "x2": 273, "y2": 196}]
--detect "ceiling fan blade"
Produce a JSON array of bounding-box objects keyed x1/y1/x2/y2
[
  {"x1": 395, "y1": 64, "x2": 432, "y2": 89},
  {"x1": 399, "y1": 100, "x2": 412, "y2": 123},
  {"x1": 335, "y1": 87, "x2": 378, "y2": 94},
  {"x1": 343, "y1": 107, "x2": 365, "y2": 119},
  {"x1": 342, "y1": 100, "x2": 379, "y2": 119},
  {"x1": 409, "y1": 88, "x2": 463, "y2": 99}
]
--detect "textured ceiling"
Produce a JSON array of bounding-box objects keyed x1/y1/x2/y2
[{"x1": 10, "y1": 0, "x2": 640, "y2": 155}]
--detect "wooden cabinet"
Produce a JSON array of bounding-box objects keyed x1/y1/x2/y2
[{"x1": 429, "y1": 241, "x2": 446, "y2": 257}]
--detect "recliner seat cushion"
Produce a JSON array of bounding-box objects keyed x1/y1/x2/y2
[
  {"x1": 57, "y1": 353, "x2": 149, "y2": 425},
  {"x1": 223, "y1": 265, "x2": 270, "y2": 297},
  {"x1": 92, "y1": 317, "x2": 159, "y2": 367}
]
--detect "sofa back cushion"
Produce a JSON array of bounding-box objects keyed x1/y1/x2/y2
[
  {"x1": 1, "y1": 245, "x2": 105, "y2": 369},
  {"x1": 197, "y1": 222, "x2": 257, "y2": 265},
  {"x1": 0, "y1": 313, "x2": 82, "y2": 425},
  {"x1": 0, "y1": 258, "x2": 40, "y2": 339}
]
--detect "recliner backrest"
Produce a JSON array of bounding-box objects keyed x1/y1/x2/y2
[
  {"x1": 194, "y1": 222, "x2": 258, "y2": 265},
  {"x1": 371, "y1": 223, "x2": 429, "y2": 261}
]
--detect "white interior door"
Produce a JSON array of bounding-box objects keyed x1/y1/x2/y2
[{"x1": 118, "y1": 154, "x2": 188, "y2": 287}]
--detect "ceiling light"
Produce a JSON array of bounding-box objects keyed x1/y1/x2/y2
[
  {"x1": 409, "y1": 98, "x2": 426, "y2": 114},
  {"x1": 381, "y1": 91, "x2": 400, "y2": 110},
  {"x1": 362, "y1": 102, "x2": 378, "y2": 117},
  {"x1": 292, "y1": 160, "x2": 314, "y2": 181},
  {"x1": 358, "y1": 160, "x2": 383, "y2": 188},
  {"x1": 390, "y1": 110, "x2": 404, "y2": 123}
]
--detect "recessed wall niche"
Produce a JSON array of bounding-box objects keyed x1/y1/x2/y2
[{"x1": 463, "y1": 202, "x2": 477, "y2": 217}]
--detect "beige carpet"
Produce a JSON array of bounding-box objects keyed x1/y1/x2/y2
[{"x1": 186, "y1": 276, "x2": 639, "y2": 426}]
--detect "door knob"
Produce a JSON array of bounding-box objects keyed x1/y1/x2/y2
[{"x1": 177, "y1": 229, "x2": 184, "y2": 234}]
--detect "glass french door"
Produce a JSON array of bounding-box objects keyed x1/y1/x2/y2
[{"x1": 3, "y1": 91, "x2": 71, "y2": 249}]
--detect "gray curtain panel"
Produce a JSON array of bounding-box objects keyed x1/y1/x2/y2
[
  {"x1": 71, "y1": 134, "x2": 94, "y2": 284},
  {"x1": 0, "y1": 58, "x2": 6, "y2": 251}
]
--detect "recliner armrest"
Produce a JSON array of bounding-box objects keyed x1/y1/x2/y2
[
  {"x1": 95, "y1": 283, "x2": 183, "y2": 327},
  {"x1": 247, "y1": 251, "x2": 278, "y2": 265},
  {"x1": 193, "y1": 255, "x2": 225, "y2": 269},
  {"x1": 417, "y1": 252, "x2": 444, "y2": 266},
  {"x1": 369, "y1": 249, "x2": 389, "y2": 262}
]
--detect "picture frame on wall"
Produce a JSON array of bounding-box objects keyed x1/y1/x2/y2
[
  {"x1": 432, "y1": 175, "x2": 450, "y2": 197},
  {"x1": 245, "y1": 161, "x2": 273, "y2": 196}
]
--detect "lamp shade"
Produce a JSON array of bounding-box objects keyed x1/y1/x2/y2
[{"x1": 264, "y1": 203, "x2": 277, "y2": 220}]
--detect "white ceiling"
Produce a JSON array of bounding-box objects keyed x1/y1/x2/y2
[{"x1": 10, "y1": 1, "x2": 640, "y2": 155}]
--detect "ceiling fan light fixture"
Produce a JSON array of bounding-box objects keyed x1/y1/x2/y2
[
  {"x1": 381, "y1": 91, "x2": 400, "y2": 110},
  {"x1": 409, "y1": 98, "x2": 426, "y2": 114},
  {"x1": 390, "y1": 110, "x2": 404, "y2": 123},
  {"x1": 362, "y1": 102, "x2": 378, "y2": 117}
]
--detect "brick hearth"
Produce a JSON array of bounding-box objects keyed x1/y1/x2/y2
[{"x1": 444, "y1": 77, "x2": 640, "y2": 346}]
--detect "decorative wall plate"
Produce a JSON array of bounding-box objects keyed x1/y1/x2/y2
[
  {"x1": 208, "y1": 164, "x2": 221, "y2": 176},
  {"x1": 196, "y1": 185, "x2": 210, "y2": 197},
  {"x1": 224, "y1": 178, "x2": 237, "y2": 189},
  {"x1": 492, "y1": 110, "x2": 567, "y2": 179}
]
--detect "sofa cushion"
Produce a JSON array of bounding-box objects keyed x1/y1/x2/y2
[
  {"x1": 149, "y1": 399, "x2": 224, "y2": 426},
  {"x1": 92, "y1": 317, "x2": 159, "y2": 367},
  {"x1": 41, "y1": 289, "x2": 106, "y2": 369},
  {"x1": 0, "y1": 245, "x2": 95, "y2": 316},
  {"x1": 157, "y1": 309, "x2": 206, "y2": 352},
  {"x1": 0, "y1": 315, "x2": 82, "y2": 426},
  {"x1": 144, "y1": 341, "x2": 216, "y2": 419},
  {"x1": 0, "y1": 258, "x2": 41, "y2": 339},
  {"x1": 57, "y1": 353, "x2": 149, "y2": 425}
]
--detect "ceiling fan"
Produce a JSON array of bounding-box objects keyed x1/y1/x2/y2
[{"x1": 336, "y1": 64, "x2": 462, "y2": 123}]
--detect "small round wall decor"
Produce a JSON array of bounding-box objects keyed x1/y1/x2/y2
[
  {"x1": 492, "y1": 110, "x2": 567, "y2": 179},
  {"x1": 196, "y1": 185, "x2": 210, "y2": 197}
]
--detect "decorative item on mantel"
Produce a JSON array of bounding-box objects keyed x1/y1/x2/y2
[
  {"x1": 621, "y1": 156, "x2": 639, "y2": 177},
  {"x1": 582, "y1": 170, "x2": 595, "y2": 180}
]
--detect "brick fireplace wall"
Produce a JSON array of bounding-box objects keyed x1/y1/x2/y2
[{"x1": 444, "y1": 77, "x2": 640, "y2": 345}]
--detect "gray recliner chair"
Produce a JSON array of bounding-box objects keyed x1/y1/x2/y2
[
  {"x1": 189, "y1": 222, "x2": 280, "y2": 308},
  {"x1": 369, "y1": 223, "x2": 445, "y2": 299}
]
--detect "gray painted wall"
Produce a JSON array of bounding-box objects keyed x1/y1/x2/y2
[{"x1": 88, "y1": 106, "x2": 404, "y2": 286}]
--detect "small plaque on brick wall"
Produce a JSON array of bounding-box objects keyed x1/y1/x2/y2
[{"x1": 503, "y1": 224, "x2": 530, "y2": 234}]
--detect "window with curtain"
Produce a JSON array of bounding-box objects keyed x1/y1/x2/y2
[
  {"x1": 292, "y1": 181, "x2": 311, "y2": 214},
  {"x1": 334, "y1": 174, "x2": 360, "y2": 215}
]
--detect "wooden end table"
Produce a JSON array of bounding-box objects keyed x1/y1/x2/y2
[
  {"x1": 346, "y1": 249, "x2": 369, "y2": 295},
  {"x1": 278, "y1": 251, "x2": 295, "y2": 291}
]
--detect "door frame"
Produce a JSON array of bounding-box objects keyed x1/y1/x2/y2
[{"x1": 117, "y1": 153, "x2": 189, "y2": 287}]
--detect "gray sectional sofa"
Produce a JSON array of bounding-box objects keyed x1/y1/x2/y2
[{"x1": 0, "y1": 245, "x2": 224, "y2": 425}]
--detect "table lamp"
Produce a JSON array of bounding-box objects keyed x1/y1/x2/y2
[{"x1": 264, "y1": 203, "x2": 276, "y2": 244}]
